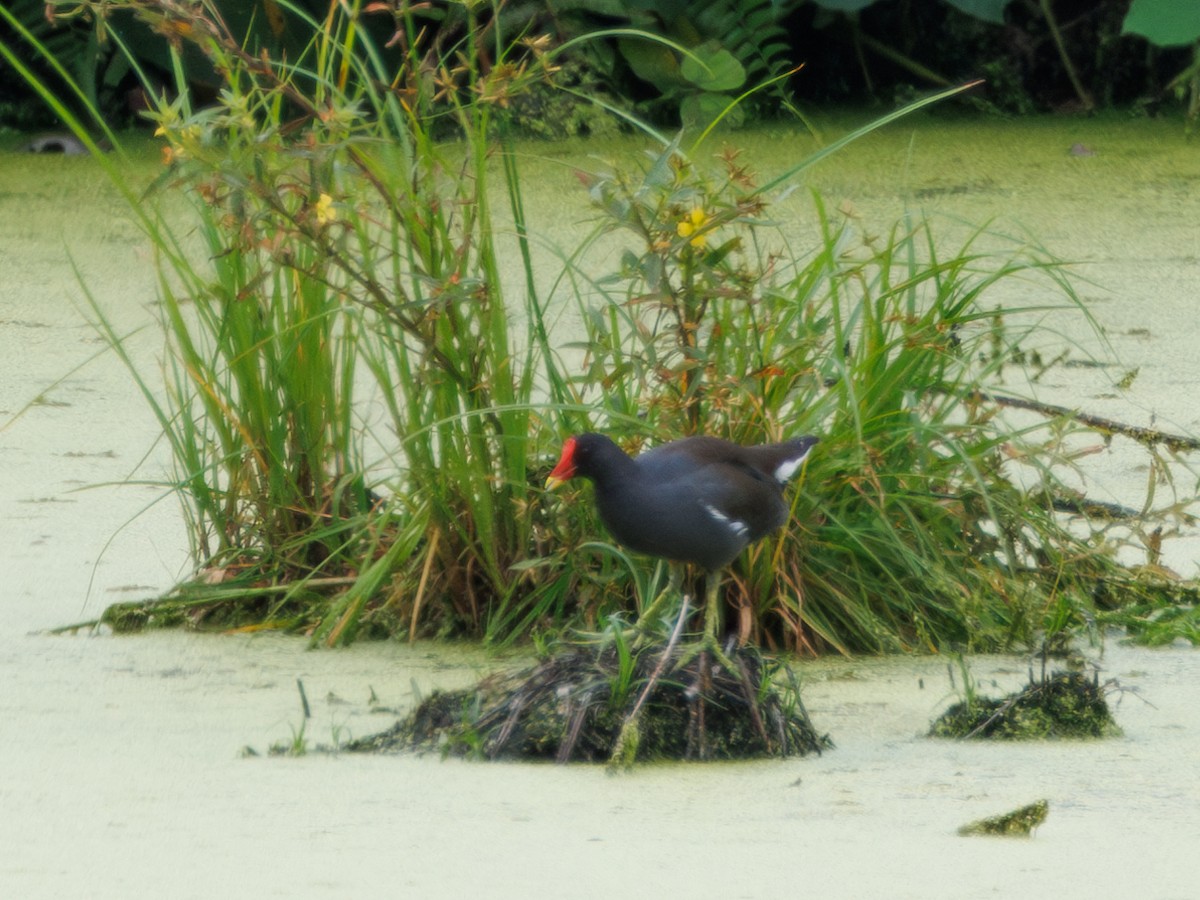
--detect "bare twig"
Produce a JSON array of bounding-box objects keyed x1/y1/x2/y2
[
  {"x1": 733, "y1": 655, "x2": 771, "y2": 748},
  {"x1": 1039, "y1": 0, "x2": 1094, "y2": 110},
  {"x1": 974, "y1": 390, "x2": 1200, "y2": 452},
  {"x1": 625, "y1": 596, "x2": 690, "y2": 722}
]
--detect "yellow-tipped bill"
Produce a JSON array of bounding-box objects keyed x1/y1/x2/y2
[{"x1": 545, "y1": 437, "x2": 578, "y2": 490}]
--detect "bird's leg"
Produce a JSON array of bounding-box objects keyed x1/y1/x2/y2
[
  {"x1": 609, "y1": 595, "x2": 691, "y2": 770},
  {"x1": 703, "y1": 572, "x2": 722, "y2": 646},
  {"x1": 702, "y1": 573, "x2": 739, "y2": 669},
  {"x1": 636, "y1": 562, "x2": 684, "y2": 635},
  {"x1": 674, "y1": 571, "x2": 738, "y2": 672}
]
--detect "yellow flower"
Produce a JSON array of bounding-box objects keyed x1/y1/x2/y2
[
  {"x1": 315, "y1": 193, "x2": 336, "y2": 227},
  {"x1": 677, "y1": 207, "x2": 710, "y2": 249}
]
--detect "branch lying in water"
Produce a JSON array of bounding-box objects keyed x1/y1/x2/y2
[{"x1": 974, "y1": 390, "x2": 1200, "y2": 453}]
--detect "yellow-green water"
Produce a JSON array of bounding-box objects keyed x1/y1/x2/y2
[{"x1": 2, "y1": 114, "x2": 1198, "y2": 898}]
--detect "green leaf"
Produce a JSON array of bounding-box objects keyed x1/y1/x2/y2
[
  {"x1": 626, "y1": 0, "x2": 690, "y2": 19},
  {"x1": 618, "y1": 37, "x2": 686, "y2": 90},
  {"x1": 810, "y1": 0, "x2": 880, "y2": 11},
  {"x1": 641, "y1": 138, "x2": 679, "y2": 189},
  {"x1": 759, "y1": 81, "x2": 980, "y2": 194},
  {"x1": 640, "y1": 253, "x2": 665, "y2": 292},
  {"x1": 509, "y1": 557, "x2": 554, "y2": 572},
  {"x1": 942, "y1": 0, "x2": 1012, "y2": 25},
  {"x1": 702, "y1": 236, "x2": 743, "y2": 267},
  {"x1": 680, "y1": 43, "x2": 746, "y2": 92},
  {"x1": 1123, "y1": 0, "x2": 1200, "y2": 47}
]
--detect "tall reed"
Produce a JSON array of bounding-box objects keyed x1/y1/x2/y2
[{"x1": 9, "y1": 0, "x2": 575, "y2": 642}]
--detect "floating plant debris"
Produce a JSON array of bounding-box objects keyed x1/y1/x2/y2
[{"x1": 958, "y1": 800, "x2": 1049, "y2": 837}]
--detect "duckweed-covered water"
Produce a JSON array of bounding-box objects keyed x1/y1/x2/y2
[{"x1": 2, "y1": 114, "x2": 1199, "y2": 898}]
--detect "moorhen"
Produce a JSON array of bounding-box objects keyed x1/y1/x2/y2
[{"x1": 546, "y1": 432, "x2": 818, "y2": 641}]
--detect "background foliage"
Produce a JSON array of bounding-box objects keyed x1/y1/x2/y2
[{"x1": 3, "y1": 0, "x2": 1199, "y2": 130}]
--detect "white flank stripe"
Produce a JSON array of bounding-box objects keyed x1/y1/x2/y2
[{"x1": 703, "y1": 503, "x2": 750, "y2": 538}]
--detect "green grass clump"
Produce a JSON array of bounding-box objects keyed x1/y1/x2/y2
[
  {"x1": 7, "y1": 1, "x2": 1196, "y2": 655},
  {"x1": 930, "y1": 671, "x2": 1121, "y2": 740},
  {"x1": 344, "y1": 639, "x2": 830, "y2": 764},
  {"x1": 552, "y1": 142, "x2": 1137, "y2": 654},
  {"x1": 10, "y1": 0, "x2": 570, "y2": 645},
  {"x1": 958, "y1": 800, "x2": 1049, "y2": 837},
  {"x1": 1095, "y1": 573, "x2": 1200, "y2": 646}
]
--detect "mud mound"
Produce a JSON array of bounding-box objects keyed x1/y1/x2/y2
[
  {"x1": 930, "y1": 670, "x2": 1120, "y2": 740},
  {"x1": 347, "y1": 644, "x2": 831, "y2": 764}
]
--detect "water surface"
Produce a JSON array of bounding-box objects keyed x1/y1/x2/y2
[{"x1": 2, "y1": 115, "x2": 1198, "y2": 898}]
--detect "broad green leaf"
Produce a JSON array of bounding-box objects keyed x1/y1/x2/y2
[
  {"x1": 942, "y1": 0, "x2": 1012, "y2": 25},
  {"x1": 810, "y1": 0, "x2": 880, "y2": 12},
  {"x1": 680, "y1": 44, "x2": 746, "y2": 92},
  {"x1": 1122, "y1": 0, "x2": 1200, "y2": 47},
  {"x1": 626, "y1": 0, "x2": 690, "y2": 18},
  {"x1": 618, "y1": 37, "x2": 686, "y2": 90}
]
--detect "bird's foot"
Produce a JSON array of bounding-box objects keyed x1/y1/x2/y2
[
  {"x1": 673, "y1": 630, "x2": 738, "y2": 675},
  {"x1": 669, "y1": 574, "x2": 738, "y2": 671}
]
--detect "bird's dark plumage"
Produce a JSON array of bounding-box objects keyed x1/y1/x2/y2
[{"x1": 546, "y1": 433, "x2": 817, "y2": 571}]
